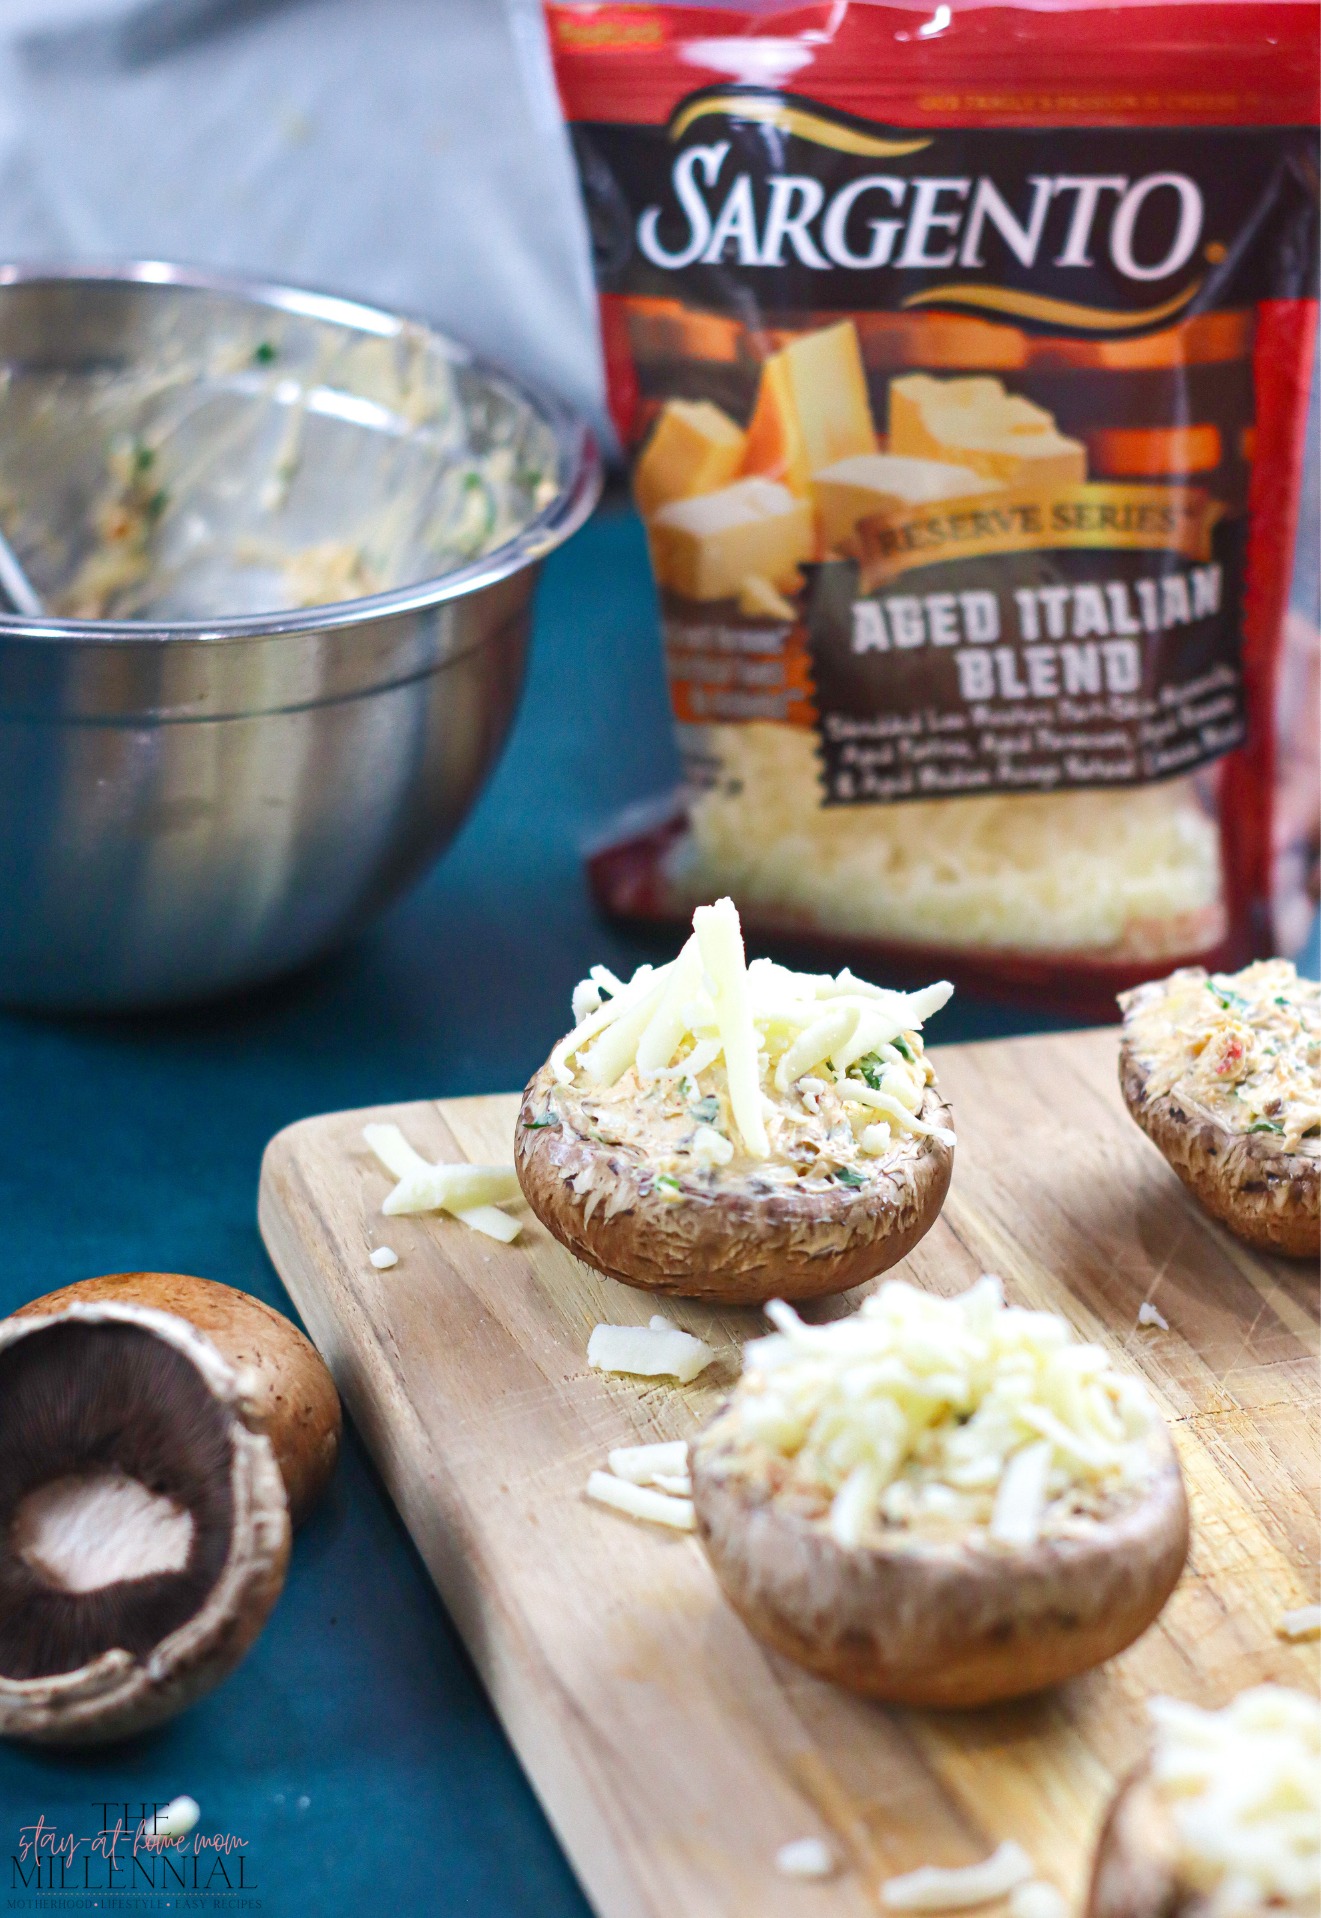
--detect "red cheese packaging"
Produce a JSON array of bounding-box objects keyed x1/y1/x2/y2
[{"x1": 546, "y1": 0, "x2": 1318, "y2": 1010}]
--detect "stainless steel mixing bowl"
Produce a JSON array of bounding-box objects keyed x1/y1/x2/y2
[{"x1": 0, "y1": 265, "x2": 600, "y2": 1009}]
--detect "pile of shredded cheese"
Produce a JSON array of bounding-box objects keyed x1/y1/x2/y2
[
  {"x1": 1121, "y1": 959, "x2": 1321, "y2": 1150},
  {"x1": 727, "y1": 1276, "x2": 1160, "y2": 1549},
  {"x1": 550, "y1": 897, "x2": 952, "y2": 1178},
  {"x1": 1147, "y1": 1686, "x2": 1321, "y2": 1916},
  {"x1": 669, "y1": 722, "x2": 1224, "y2": 959}
]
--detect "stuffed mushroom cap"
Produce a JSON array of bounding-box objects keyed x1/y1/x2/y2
[
  {"x1": 690, "y1": 1276, "x2": 1189, "y2": 1707},
  {"x1": 0, "y1": 1302, "x2": 290, "y2": 1745},
  {"x1": 518, "y1": 1060, "x2": 953, "y2": 1302},
  {"x1": 517, "y1": 900, "x2": 955, "y2": 1303},
  {"x1": 1118, "y1": 960, "x2": 1320, "y2": 1260},
  {"x1": 693, "y1": 1419, "x2": 1186, "y2": 1706},
  {"x1": 1088, "y1": 1687, "x2": 1321, "y2": 1918}
]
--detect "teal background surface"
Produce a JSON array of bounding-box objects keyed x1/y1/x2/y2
[{"x1": 0, "y1": 503, "x2": 1306, "y2": 1915}]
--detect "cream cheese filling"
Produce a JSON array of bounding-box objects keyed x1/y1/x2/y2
[
  {"x1": 1121, "y1": 959, "x2": 1321, "y2": 1151},
  {"x1": 543, "y1": 1051, "x2": 942, "y2": 1197}
]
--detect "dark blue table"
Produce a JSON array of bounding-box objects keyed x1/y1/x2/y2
[{"x1": 0, "y1": 500, "x2": 1276, "y2": 1917}]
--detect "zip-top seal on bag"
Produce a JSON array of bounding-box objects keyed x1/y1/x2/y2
[{"x1": 546, "y1": 0, "x2": 1319, "y2": 1010}]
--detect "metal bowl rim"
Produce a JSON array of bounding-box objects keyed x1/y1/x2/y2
[{"x1": 0, "y1": 260, "x2": 603, "y2": 646}]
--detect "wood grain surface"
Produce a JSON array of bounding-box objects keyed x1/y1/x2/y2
[{"x1": 257, "y1": 1029, "x2": 1319, "y2": 1918}]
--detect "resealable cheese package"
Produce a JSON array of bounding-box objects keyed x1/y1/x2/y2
[{"x1": 546, "y1": 0, "x2": 1319, "y2": 1008}]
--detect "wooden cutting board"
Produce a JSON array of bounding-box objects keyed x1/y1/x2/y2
[{"x1": 258, "y1": 1029, "x2": 1319, "y2": 1918}]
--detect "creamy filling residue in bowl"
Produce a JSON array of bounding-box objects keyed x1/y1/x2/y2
[{"x1": 8, "y1": 319, "x2": 560, "y2": 622}]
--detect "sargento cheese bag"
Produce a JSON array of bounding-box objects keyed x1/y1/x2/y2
[{"x1": 545, "y1": 0, "x2": 1319, "y2": 1008}]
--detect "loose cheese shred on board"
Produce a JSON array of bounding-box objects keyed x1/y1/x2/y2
[
  {"x1": 775, "y1": 1838, "x2": 836, "y2": 1880},
  {"x1": 1147, "y1": 1686, "x2": 1321, "y2": 1916},
  {"x1": 363, "y1": 1125, "x2": 523, "y2": 1241},
  {"x1": 585, "y1": 1470, "x2": 695, "y2": 1531},
  {"x1": 587, "y1": 1322, "x2": 715, "y2": 1384},
  {"x1": 153, "y1": 1797, "x2": 201, "y2": 1841},
  {"x1": 734, "y1": 1276, "x2": 1159, "y2": 1548},
  {"x1": 589, "y1": 1439, "x2": 695, "y2": 1529},
  {"x1": 651, "y1": 1472, "x2": 692, "y2": 1495},
  {"x1": 451, "y1": 1204, "x2": 523, "y2": 1244},
  {"x1": 607, "y1": 1440, "x2": 690, "y2": 1485},
  {"x1": 1276, "y1": 1605, "x2": 1321, "y2": 1642},
  {"x1": 1137, "y1": 1302, "x2": 1170, "y2": 1331},
  {"x1": 549, "y1": 0, "x2": 1319, "y2": 1014},
  {"x1": 881, "y1": 1843, "x2": 1035, "y2": 1910},
  {"x1": 1007, "y1": 1882, "x2": 1067, "y2": 1918}
]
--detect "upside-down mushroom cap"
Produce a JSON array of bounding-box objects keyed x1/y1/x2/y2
[
  {"x1": 1118, "y1": 975, "x2": 1319, "y2": 1261},
  {"x1": 690, "y1": 1415, "x2": 1189, "y2": 1707},
  {"x1": 14, "y1": 1273, "x2": 341, "y2": 1527},
  {"x1": 0, "y1": 1302, "x2": 290, "y2": 1745},
  {"x1": 515, "y1": 1063, "x2": 954, "y2": 1304}
]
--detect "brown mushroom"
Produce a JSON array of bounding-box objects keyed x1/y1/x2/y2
[
  {"x1": 1086, "y1": 1688, "x2": 1320, "y2": 1918},
  {"x1": 516, "y1": 1064, "x2": 953, "y2": 1304},
  {"x1": 0, "y1": 1302, "x2": 289, "y2": 1745},
  {"x1": 690, "y1": 1417, "x2": 1188, "y2": 1707},
  {"x1": 1118, "y1": 969, "x2": 1319, "y2": 1262},
  {"x1": 14, "y1": 1273, "x2": 340, "y2": 1527},
  {"x1": 1087, "y1": 1764, "x2": 1186, "y2": 1918},
  {"x1": 1119, "y1": 1042, "x2": 1319, "y2": 1259}
]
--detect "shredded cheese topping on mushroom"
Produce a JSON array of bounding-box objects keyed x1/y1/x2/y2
[
  {"x1": 728, "y1": 1276, "x2": 1161, "y2": 1548},
  {"x1": 542, "y1": 897, "x2": 952, "y2": 1192},
  {"x1": 1147, "y1": 1686, "x2": 1321, "y2": 1916},
  {"x1": 1120, "y1": 960, "x2": 1321, "y2": 1151}
]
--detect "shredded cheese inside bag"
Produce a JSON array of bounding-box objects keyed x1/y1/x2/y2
[
  {"x1": 731, "y1": 1276, "x2": 1160, "y2": 1549},
  {"x1": 669, "y1": 725, "x2": 1226, "y2": 961},
  {"x1": 1147, "y1": 1686, "x2": 1321, "y2": 1917},
  {"x1": 551, "y1": 897, "x2": 953, "y2": 1175}
]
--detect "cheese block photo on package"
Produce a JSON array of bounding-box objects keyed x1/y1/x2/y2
[{"x1": 545, "y1": 0, "x2": 1319, "y2": 1011}]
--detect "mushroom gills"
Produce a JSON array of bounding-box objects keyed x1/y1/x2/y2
[
  {"x1": 0, "y1": 1320, "x2": 234, "y2": 1681},
  {"x1": 12, "y1": 1272, "x2": 342, "y2": 1528}
]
